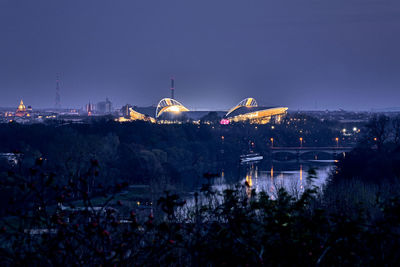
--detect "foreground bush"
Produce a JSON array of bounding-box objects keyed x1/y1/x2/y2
[{"x1": 1, "y1": 160, "x2": 400, "y2": 266}]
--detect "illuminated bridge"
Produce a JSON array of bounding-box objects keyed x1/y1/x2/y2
[
  {"x1": 225, "y1": 98, "x2": 288, "y2": 124},
  {"x1": 270, "y1": 147, "x2": 353, "y2": 157}
]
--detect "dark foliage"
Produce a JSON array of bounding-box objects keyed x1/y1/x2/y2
[
  {"x1": 332, "y1": 115, "x2": 400, "y2": 184},
  {"x1": 1, "y1": 157, "x2": 400, "y2": 266},
  {"x1": 2, "y1": 115, "x2": 394, "y2": 266},
  {"x1": 0, "y1": 115, "x2": 346, "y2": 192}
]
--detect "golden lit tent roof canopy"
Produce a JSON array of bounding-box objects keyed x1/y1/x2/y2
[
  {"x1": 226, "y1": 97, "x2": 258, "y2": 117},
  {"x1": 129, "y1": 107, "x2": 156, "y2": 123},
  {"x1": 225, "y1": 97, "x2": 288, "y2": 124},
  {"x1": 155, "y1": 98, "x2": 189, "y2": 118}
]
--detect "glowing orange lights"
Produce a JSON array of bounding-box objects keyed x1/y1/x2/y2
[{"x1": 156, "y1": 98, "x2": 189, "y2": 118}]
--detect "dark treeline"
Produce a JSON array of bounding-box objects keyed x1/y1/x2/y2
[
  {"x1": 325, "y1": 114, "x2": 400, "y2": 217},
  {"x1": 0, "y1": 113, "x2": 348, "y2": 190},
  {"x1": 333, "y1": 114, "x2": 400, "y2": 182}
]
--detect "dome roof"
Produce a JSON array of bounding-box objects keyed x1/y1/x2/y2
[{"x1": 17, "y1": 100, "x2": 26, "y2": 111}]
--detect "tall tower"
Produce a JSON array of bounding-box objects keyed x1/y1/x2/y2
[
  {"x1": 170, "y1": 75, "x2": 175, "y2": 99},
  {"x1": 55, "y1": 73, "x2": 61, "y2": 109}
]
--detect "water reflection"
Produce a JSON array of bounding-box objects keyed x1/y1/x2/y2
[
  {"x1": 182, "y1": 160, "x2": 334, "y2": 217},
  {"x1": 245, "y1": 165, "x2": 255, "y2": 197},
  {"x1": 211, "y1": 160, "x2": 334, "y2": 198},
  {"x1": 300, "y1": 164, "x2": 303, "y2": 190},
  {"x1": 188, "y1": 160, "x2": 335, "y2": 202},
  {"x1": 245, "y1": 173, "x2": 252, "y2": 197},
  {"x1": 243, "y1": 161, "x2": 333, "y2": 197}
]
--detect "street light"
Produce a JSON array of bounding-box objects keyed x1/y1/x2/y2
[
  {"x1": 299, "y1": 137, "x2": 303, "y2": 148},
  {"x1": 335, "y1": 137, "x2": 339, "y2": 147},
  {"x1": 270, "y1": 137, "x2": 274, "y2": 148}
]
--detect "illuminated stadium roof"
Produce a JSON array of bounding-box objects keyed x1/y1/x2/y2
[
  {"x1": 226, "y1": 98, "x2": 258, "y2": 117},
  {"x1": 225, "y1": 98, "x2": 288, "y2": 124},
  {"x1": 129, "y1": 107, "x2": 156, "y2": 123},
  {"x1": 227, "y1": 106, "x2": 276, "y2": 118},
  {"x1": 156, "y1": 98, "x2": 189, "y2": 118}
]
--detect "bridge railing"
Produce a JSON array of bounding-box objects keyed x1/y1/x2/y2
[{"x1": 271, "y1": 147, "x2": 353, "y2": 150}]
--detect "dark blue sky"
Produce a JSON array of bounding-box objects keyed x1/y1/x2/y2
[{"x1": 0, "y1": 0, "x2": 399, "y2": 110}]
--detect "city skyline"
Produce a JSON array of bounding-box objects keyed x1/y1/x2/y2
[{"x1": 1, "y1": 0, "x2": 400, "y2": 110}]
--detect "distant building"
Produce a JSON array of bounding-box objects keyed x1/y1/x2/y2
[
  {"x1": 85, "y1": 102, "x2": 95, "y2": 116},
  {"x1": 153, "y1": 97, "x2": 287, "y2": 124},
  {"x1": 121, "y1": 104, "x2": 132, "y2": 118},
  {"x1": 96, "y1": 98, "x2": 112, "y2": 114},
  {"x1": 15, "y1": 100, "x2": 30, "y2": 117},
  {"x1": 155, "y1": 98, "x2": 189, "y2": 120},
  {"x1": 224, "y1": 98, "x2": 288, "y2": 124},
  {"x1": 116, "y1": 106, "x2": 156, "y2": 123}
]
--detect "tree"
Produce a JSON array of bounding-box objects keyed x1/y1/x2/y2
[
  {"x1": 391, "y1": 115, "x2": 400, "y2": 145},
  {"x1": 365, "y1": 115, "x2": 389, "y2": 151}
]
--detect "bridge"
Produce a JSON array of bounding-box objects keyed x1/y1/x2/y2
[{"x1": 270, "y1": 147, "x2": 353, "y2": 157}]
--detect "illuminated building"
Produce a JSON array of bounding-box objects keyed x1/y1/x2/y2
[
  {"x1": 120, "y1": 104, "x2": 132, "y2": 118},
  {"x1": 119, "y1": 98, "x2": 189, "y2": 123},
  {"x1": 155, "y1": 98, "x2": 189, "y2": 119},
  {"x1": 117, "y1": 97, "x2": 286, "y2": 124},
  {"x1": 128, "y1": 107, "x2": 155, "y2": 123},
  {"x1": 224, "y1": 98, "x2": 288, "y2": 124},
  {"x1": 15, "y1": 100, "x2": 30, "y2": 117},
  {"x1": 117, "y1": 107, "x2": 156, "y2": 123}
]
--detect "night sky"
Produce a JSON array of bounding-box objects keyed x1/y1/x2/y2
[{"x1": 0, "y1": 0, "x2": 399, "y2": 110}]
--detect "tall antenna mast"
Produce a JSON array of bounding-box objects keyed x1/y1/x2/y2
[
  {"x1": 55, "y1": 73, "x2": 61, "y2": 109},
  {"x1": 170, "y1": 75, "x2": 175, "y2": 99}
]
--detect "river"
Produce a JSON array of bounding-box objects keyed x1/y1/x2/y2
[{"x1": 207, "y1": 159, "x2": 335, "y2": 198}]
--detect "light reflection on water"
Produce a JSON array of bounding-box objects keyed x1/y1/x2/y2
[
  {"x1": 211, "y1": 160, "x2": 334, "y2": 198},
  {"x1": 180, "y1": 161, "x2": 335, "y2": 219}
]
